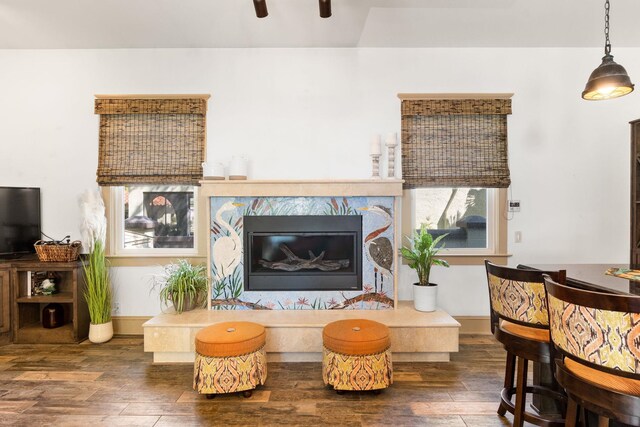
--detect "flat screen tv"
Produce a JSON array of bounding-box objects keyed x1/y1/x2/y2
[{"x1": 0, "y1": 187, "x2": 41, "y2": 257}]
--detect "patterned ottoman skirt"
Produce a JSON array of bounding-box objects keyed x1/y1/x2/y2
[
  {"x1": 322, "y1": 347, "x2": 393, "y2": 391},
  {"x1": 193, "y1": 347, "x2": 268, "y2": 395}
]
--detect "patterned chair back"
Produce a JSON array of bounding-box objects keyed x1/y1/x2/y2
[
  {"x1": 544, "y1": 274, "x2": 640, "y2": 378},
  {"x1": 485, "y1": 261, "x2": 566, "y2": 330}
]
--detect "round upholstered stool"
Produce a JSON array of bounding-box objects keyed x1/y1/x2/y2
[
  {"x1": 322, "y1": 319, "x2": 393, "y2": 393},
  {"x1": 193, "y1": 321, "x2": 267, "y2": 399}
]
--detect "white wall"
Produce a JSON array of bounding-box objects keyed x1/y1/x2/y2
[{"x1": 1, "y1": 47, "x2": 637, "y2": 316}]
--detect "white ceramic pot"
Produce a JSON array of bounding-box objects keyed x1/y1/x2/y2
[
  {"x1": 89, "y1": 320, "x2": 113, "y2": 343},
  {"x1": 228, "y1": 155, "x2": 248, "y2": 180},
  {"x1": 202, "y1": 162, "x2": 225, "y2": 180},
  {"x1": 413, "y1": 283, "x2": 438, "y2": 312}
]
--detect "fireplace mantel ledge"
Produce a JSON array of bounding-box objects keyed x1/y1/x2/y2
[{"x1": 199, "y1": 179, "x2": 404, "y2": 197}]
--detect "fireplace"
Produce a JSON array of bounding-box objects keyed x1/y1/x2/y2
[{"x1": 243, "y1": 215, "x2": 362, "y2": 291}]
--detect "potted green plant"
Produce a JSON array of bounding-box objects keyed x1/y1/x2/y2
[
  {"x1": 401, "y1": 226, "x2": 450, "y2": 312},
  {"x1": 83, "y1": 239, "x2": 113, "y2": 342},
  {"x1": 79, "y1": 189, "x2": 113, "y2": 343},
  {"x1": 152, "y1": 260, "x2": 208, "y2": 314}
]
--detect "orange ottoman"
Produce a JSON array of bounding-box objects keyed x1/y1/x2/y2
[
  {"x1": 193, "y1": 321, "x2": 267, "y2": 398},
  {"x1": 322, "y1": 319, "x2": 393, "y2": 392}
]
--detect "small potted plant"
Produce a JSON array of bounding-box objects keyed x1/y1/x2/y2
[
  {"x1": 152, "y1": 260, "x2": 208, "y2": 314},
  {"x1": 401, "y1": 226, "x2": 449, "y2": 312}
]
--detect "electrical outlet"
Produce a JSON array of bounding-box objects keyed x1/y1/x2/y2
[
  {"x1": 508, "y1": 200, "x2": 521, "y2": 212},
  {"x1": 113, "y1": 302, "x2": 121, "y2": 314}
]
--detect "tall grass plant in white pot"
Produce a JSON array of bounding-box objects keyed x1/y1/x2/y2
[{"x1": 80, "y1": 189, "x2": 113, "y2": 343}]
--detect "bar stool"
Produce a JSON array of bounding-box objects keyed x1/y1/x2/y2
[
  {"x1": 322, "y1": 319, "x2": 393, "y2": 393},
  {"x1": 485, "y1": 261, "x2": 567, "y2": 427},
  {"x1": 544, "y1": 274, "x2": 640, "y2": 426},
  {"x1": 193, "y1": 321, "x2": 267, "y2": 398}
]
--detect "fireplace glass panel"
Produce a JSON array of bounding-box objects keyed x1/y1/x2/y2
[
  {"x1": 243, "y1": 215, "x2": 362, "y2": 292},
  {"x1": 250, "y1": 233, "x2": 356, "y2": 275}
]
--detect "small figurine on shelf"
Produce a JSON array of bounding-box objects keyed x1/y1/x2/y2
[
  {"x1": 32, "y1": 271, "x2": 59, "y2": 295},
  {"x1": 39, "y1": 279, "x2": 57, "y2": 295}
]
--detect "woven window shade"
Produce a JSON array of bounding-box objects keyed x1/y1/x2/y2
[
  {"x1": 401, "y1": 98, "x2": 512, "y2": 189},
  {"x1": 94, "y1": 98, "x2": 207, "y2": 186}
]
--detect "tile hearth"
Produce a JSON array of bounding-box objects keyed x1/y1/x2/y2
[{"x1": 143, "y1": 301, "x2": 460, "y2": 363}]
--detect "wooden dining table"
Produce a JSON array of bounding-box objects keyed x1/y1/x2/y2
[{"x1": 519, "y1": 263, "x2": 640, "y2": 295}]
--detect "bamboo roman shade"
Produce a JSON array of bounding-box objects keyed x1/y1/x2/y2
[
  {"x1": 94, "y1": 96, "x2": 208, "y2": 186},
  {"x1": 401, "y1": 98, "x2": 512, "y2": 189}
]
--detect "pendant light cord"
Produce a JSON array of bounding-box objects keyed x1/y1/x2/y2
[{"x1": 604, "y1": 0, "x2": 611, "y2": 55}]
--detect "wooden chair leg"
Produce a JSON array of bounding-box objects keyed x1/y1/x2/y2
[
  {"x1": 579, "y1": 407, "x2": 587, "y2": 427},
  {"x1": 597, "y1": 416, "x2": 609, "y2": 427},
  {"x1": 513, "y1": 356, "x2": 528, "y2": 427},
  {"x1": 498, "y1": 352, "x2": 516, "y2": 416},
  {"x1": 565, "y1": 397, "x2": 578, "y2": 427}
]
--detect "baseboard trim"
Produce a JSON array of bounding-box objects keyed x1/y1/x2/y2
[
  {"x1": 454, "y1": 316, "x2": 491, "y2": 335},
  {"x1": 113, "y1": 316, "x2": 150, "y2": 335}
]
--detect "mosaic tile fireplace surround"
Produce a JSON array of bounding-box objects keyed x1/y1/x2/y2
[
  {"x1": 204, "y1": 180, "x2": 404, "y2": 311},
  {"x1": 210, "y1": 195, "x2": 394, "y2": 310}
]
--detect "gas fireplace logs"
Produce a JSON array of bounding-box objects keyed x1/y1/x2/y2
[{"x1": 258, "y1": 244, "x2": 349, "y2": 272}]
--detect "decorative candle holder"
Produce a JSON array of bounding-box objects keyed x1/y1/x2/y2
[
  {"x1": 371, "y1": 154, "x2": 381, "y2": 179},
  {"x1": 385, "y1": 133, "x2": 398, "y2": 179}
]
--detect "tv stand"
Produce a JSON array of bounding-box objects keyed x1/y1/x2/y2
[
  {"x1": 0, "y1": 258, "x2": 88, "y2": 343},
  {"x1": 0, "y1": 265, "x2": 9, "y2": 339},
  {"x1": 0, "y1": 253, "x2": 38, "y2": 261}
]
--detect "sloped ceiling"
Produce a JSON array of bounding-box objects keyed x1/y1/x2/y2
[{"x1": 0, "y1": 0, "x2": 639, "y2": 49}]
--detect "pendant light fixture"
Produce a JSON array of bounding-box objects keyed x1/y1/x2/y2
[
  {"x1": 319, "y1": 0, "x2": 332, "y2": 18},
  {"x1": 582, "y1": 0, "x2": 634, "y2": 100},
  {"x1": 251, "y1": 0, "x2": 332, "y2": 18},
  {"x1": 253, "y1": 0, "x2": 268, "y2": 18}
]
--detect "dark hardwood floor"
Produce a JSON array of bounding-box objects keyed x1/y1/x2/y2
[{"x1": 0, "y1": 335, "x2": 530, "y2": 426}]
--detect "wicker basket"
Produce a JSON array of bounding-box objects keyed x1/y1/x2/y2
[{"x1": 34, "y1": 240, "x2": 82, "y2": 262}]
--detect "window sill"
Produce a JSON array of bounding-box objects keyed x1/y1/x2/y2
[
  {"x1": 106, "y1": 255, "x2": 207, "y2": 267},
  {"x1": 400, "y1": 253, "x2": 511, "y2": 266}
]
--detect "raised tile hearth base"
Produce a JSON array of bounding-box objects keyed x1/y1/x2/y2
[{"x1": 143, "y1": 301, "x2": 460, "y2": 363}]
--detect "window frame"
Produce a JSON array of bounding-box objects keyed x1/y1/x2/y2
[
  {"x1": 102, "y1": 186, "x2": 207, "y2": 266},
  {"x1": 401, "y1": 188, "x2": 510, "y2": 265}
]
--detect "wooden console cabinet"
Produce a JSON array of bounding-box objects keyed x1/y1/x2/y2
[
  {"x1": 0, "y1": 258, "x2": 88, "y2": 343},
  {"x1": 0, "y1": 266, "x2": 10, "y2": 336}
]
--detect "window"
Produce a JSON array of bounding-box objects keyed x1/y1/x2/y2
[
  {"x1": 402, "y1": 187, "x2": 508, "y2": 264},
  {"x1": 398, "y1": 94, "x2": 512, "y2": 264},
  {"x1": 108, "y1": 185, "x2": 199, "y2": 257},
  {"x1": 94, "y1": 95, "x2": 209, "y2": 264}
]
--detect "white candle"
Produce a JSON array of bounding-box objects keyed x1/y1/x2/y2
[
  {"x1": 385, "y1": 132, "x2": 397, "y2": 146},
  {"x1": 370, "y1": 135, "x2": 382, "y2": 155}
]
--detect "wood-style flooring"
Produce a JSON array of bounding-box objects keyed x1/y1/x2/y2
[{"x1": 0, "y1": 335, "x2": 528, "y2": 426}]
